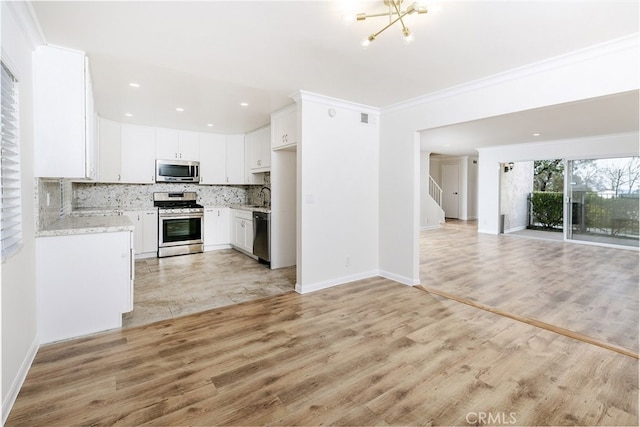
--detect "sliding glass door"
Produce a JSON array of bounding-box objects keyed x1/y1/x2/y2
[{"x1": 566, "y1": 157, "x2": 639, "y2": 247}]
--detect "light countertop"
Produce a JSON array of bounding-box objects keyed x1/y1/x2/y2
[
  {"x1": 228, "y1": 204, "x2": 271, "y2": 214},
  {"x1": 37, "y1": 215, "x2": 134, "y2": 237}
]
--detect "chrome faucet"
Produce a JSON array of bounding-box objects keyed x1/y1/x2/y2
[{"x1": 259, "y1": 186, "x2": 271, "y2": 207}]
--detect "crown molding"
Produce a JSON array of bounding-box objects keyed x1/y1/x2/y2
[
  {"x1": 383, "y1": 33, "x2": 640, "y2": 114},
  {"x1": 5, "y1": 1, "x2": 46, "y2": 48},
  {"x1": 294, "y1": 90, "x2": 380, "y2": 116}
]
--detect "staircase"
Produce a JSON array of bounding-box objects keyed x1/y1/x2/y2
[{"x1": 424, "y1": 176, "x2": 445, "y2": 229}]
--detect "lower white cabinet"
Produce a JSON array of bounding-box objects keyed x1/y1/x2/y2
[
  {"x1": 36, "y1": 231, "x2": 134, "y2": 344},
  {"x1": 124, "y1": 210, "x2": 158, "y2": 257},
  {"x1": 204, "y1": 207, "x2": 231, "y2": 250},
  {"x1": 230, "y1": 209, "x2": 254, "y2": 254}
]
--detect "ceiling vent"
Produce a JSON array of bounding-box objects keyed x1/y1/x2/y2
[{"x1": 360, "y1": 113, "x2": 369, "y2": 124}]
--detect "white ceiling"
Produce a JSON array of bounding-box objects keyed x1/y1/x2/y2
[{"x1": 31, "y1": 0, "x2": 639, "y2": 153}]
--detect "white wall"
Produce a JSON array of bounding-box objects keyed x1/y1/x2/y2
[
  {"x1": 478, "y1": 133, "x2": 639, "y2": 234},
  {"x1": 296, "y1": 92, "x2": 379, "y2": 293},
  {"x1": 500, "y1": 161, "x2": 534, "y2": 232},
  {"x1": 1, "y1": 2, "x2": 43, "y2": 422},
  {"x1": 379, "y1": 34, "x2": 639, "y2": 283}
]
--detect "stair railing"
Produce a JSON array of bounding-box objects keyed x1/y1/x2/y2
[{"x1": 429, "y1": 176, "x2": 443, "y2": 207}]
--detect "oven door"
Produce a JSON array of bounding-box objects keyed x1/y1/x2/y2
[{"x1": 158, "y1": 213, "x2": 203, "y2": 248}]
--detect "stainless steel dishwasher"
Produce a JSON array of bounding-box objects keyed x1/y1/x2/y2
[{"x1": 253, "y1": 211, "x2": 271, "y2": 264}]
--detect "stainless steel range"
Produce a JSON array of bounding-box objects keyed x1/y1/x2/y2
[{"x1": 154, "y1": 192, "x2": 204, "y2": 258}]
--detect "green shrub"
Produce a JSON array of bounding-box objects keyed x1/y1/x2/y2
[{"x1": 530, "y1": 191, "x2": 563, "y2": 229}]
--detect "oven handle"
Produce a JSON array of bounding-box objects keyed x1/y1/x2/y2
[{"x1": 158, "y1": 213, "x2": 204, "y2": 220}]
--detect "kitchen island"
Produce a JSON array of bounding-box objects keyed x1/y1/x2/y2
[{"x1": 36, "y1": 214, "x2": 135, "y2": 344}]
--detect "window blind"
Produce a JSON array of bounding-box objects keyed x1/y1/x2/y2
[{"x1": 1, "y1": 62, "x2": 22, "y2": 262}]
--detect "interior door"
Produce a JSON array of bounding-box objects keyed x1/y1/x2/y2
[{"x1": 442, "y1": 163, "x2": 460, "y2": 219}]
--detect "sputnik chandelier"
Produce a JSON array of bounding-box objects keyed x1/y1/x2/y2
[{"x1": 348, "y1": 0, "x2": 429, "y2": 47}]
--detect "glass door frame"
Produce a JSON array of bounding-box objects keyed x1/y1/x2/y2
[{"x1": 563, "y1": 155, "x2": 640, "y2": 249}]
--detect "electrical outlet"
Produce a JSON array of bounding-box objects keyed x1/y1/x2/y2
[
  {"x1": 46, "y1": 192, "x2": 50, "y2": 207},
  {"x1": 345, "y1": 256, "x2": 351, "y2": 267}
]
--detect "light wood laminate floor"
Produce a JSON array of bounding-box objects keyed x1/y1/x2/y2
[
  {"x1": 420, "y1": 220, "x2": 639, "y2": 354},
  {"x1": 7, "y1": 225, "x2": 639, "y2": 425},
  {"x1": 7, "y1": 277, "x2": 638, "y2": 426},
  {"x1": 123, "y1": 249, "x2": 296, "y2": 328}
]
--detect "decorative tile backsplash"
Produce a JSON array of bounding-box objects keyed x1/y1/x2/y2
[
  {"x1": 36, "y1": 178, "x2": 73, "y2": 229},
  {"x1": 73, "y1": 183, "x2": 245, "y2": 209},
  {"x1": 35, "y1": 173, "x2": 271, "y2": 230},
  {"x1": 73, "y1": 174, "x2": 270, "y2": 209}
]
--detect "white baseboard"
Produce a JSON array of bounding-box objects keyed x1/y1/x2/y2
[
  {"x1": 505, "y1": 225, "x2": 526, "y2": 233},
  {"x1": 378, "y1": 270, "x2": 418, "y2": 286},
  {"x1": 134, "y1": 251, "x2": 157, "y2": 260},
  {"x1": 295, "y1": 270, "x2": 379, "y2": 294},
  {"x1": 204, "y1": 244, "x2": 232, "y2": 252},
  {"x1": 478, "y1": 228, "x2": 499, "y2": 235},
  {"x1": 420, "y1": 224, "x2": 442, "y2": 231},
  {"x1": 2, "y1": 336, "x2": 39, "y2": 425}
]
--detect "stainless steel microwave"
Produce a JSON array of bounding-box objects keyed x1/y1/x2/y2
[{"x1": 155, "y1": 159, "x2": 200, "y2": 183}]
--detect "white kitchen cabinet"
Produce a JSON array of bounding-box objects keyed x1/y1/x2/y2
[
  {"x1": 225, "y1": 135, "x2": 246, "y2": 184},
  {"x1": 204, "y1": 207, "x2": 231, "y2": 251},
  {"x1": 124, "y1": 210, "x2": 158, "y2": 257},
  {"x1": 231, "y1": 209, "x2": 254, "y2": 254},
  {"x1": 156, "y1": 128, "x2": 200, "y2": 161},
  {"x1": 98, "y1": 117, "x2": 122, "y2": 182},
  {"x1": 248, "y1": 125, "x2": 271, "y2": 172},
  {"x1": 245, "y1": 137, "x2": 265, "y2": 185},
  {"x1": 271, "y1": 104, "x2": 297, "y2": 150},
  {"x1": 36, "y1": 231, "x2": 133, "y2": 344},
  {"x1": 199, "y1": 133, "x2": 227, "y2": 184},
  {"x1": 120, "y1": 124, "x2": 156, "y2": 183},
  {"x1": 178, "y1": 131, "x2": 200, "y2": 161},
  {"x1": 34, "y1": 45, "x2": 97, "y2": 179}
]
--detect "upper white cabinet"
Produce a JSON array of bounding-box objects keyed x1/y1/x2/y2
[
  {"x1": 156, "y1": 128, "x2": 200, "y2": 161},
  {"x1": 199, "y1": 133, "x2": 227, "y2": 184},
  {"x1": 271, "y1": 104, "x2": 297, "y2": 151},
  {"x1": 98, "y1": 117, "x2": 122, "y2": 182},
  {"x1": 97, "y1": 119, "x2": 259, "y2": 185},
  {"x1": 34, "y1": 45, "x2": 97, "y2": 179},
  {"x1": 120, "y1": 124, "x2": 156, "y2": 184},
  {"x1": 248, "y1": 125, "x2": 271, "y2": 172},
  {"x1": 225, "y1": 135, "x2": 245, "y2": 185}
]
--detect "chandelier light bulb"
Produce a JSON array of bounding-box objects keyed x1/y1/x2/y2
[{"x1": 402, "y1": 28, "x2": 414, "y2": 44}]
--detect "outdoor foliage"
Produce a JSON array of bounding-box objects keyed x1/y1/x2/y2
[
  {"x1": 534, "y1": 160, "x2": 564, "y2": 192},
  {"x1": 530, "y1": 191, "x2": 563, "y2": 229},
  {"x1": 582, "y1": 193, "x2": 640, "y2": 236}
]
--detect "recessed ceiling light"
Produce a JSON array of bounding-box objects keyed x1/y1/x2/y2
[
  {"x1": 533, "y1": 133, "x2": 541, "y2": 136},
  {"x1": 240, "y1": 102, "x2": 249, "y2": 107},
  {"x1": 129, "y1": 82, "x2": 140, "y2": 88},
  {"x1": 207, "y1": 123, "x2": 214, "y2": 127},
  {"x1": 124, "y1": 113, "x2": 133, "y2": 117},
  {"x1": 176, "y1": 107, "x2": 184, "y2": 112}
]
